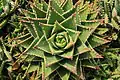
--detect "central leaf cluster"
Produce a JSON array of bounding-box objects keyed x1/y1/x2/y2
[{"x1": 55, "y1": 32, "x2": 67, "y2": 48}]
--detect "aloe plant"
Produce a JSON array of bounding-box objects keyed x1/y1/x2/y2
[
  {"x1": 0, "y1": 0, "x2": 19, "y2": 30},
  {"x1": 12, "y1": 0, "x2": 111, "y2": 79},
  {"x1": 99, "y1": 0, "x2": 120, "y2": 29}
]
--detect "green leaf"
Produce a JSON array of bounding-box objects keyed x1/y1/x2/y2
[
  {"x1": 26, "y1": 48, "x2": 44, "y2": 58},
  {"x1": 79, "y1": 28, "x2": 93, "y2": 43},
  {"x1": 88, "y1": 35, "x2": 110, "y2": 48},
  {"x1": 42, "y1": 62, "x2": 60, "y2": 79},
  {"x1": 78, "y1": 4, "x2": 90, "y2": 20},
  {"x1": 44, "y1": 54, "x2": 63, "y2": 67},
  {"x1": 111, "y1": 18, "x2": 120, "y2": 30},
  {"x1": 96, "y1": 28, "x2": 109, "y2": 35},
  {"x1": 47, "y1": 7, "x2": 65, "y2": 24},
  {"x1": 76, "y1": 39, "x2": 90, "y2": 55},
  {"x1": 61, "y1": 15, "x2": 76, "y2": 30},
  {"x1": 59, "y1": 56, "x2": 78, "y2": 75},
  {"x1": 27, "y1": 65, "x2": 40, "y2": 73},
  {"x1": 35, "y1": 36, "x2": 51, "y2": 53},
  {"x1": 62, "y1": 0, "x2": 73, "y2": 12},
  {"x1": 57, "y1": 67, "x2": 70, "y2": 80},
  {"x1": 20, "y1": 20, "x2": 37, "y2": 38},
  {"x1": 60, "y1": 46, "x2": 74, "y2": 59},
  {"x1": 31, "y1": 4, "x2": 46, "y2": 18},
  {"x1": 40, "y1": 23, "x2": 53, "y2": 38},
  {"x1": 50, "y1": 0, "x2": 64, "y2": 14},
  {"x1": 62, "y1": 7, "x2": 76, "y2": 18},
  {"x1": 89, "y1": 11, "x2": 98, "y2": 20},
  {"x1": 67, "y1": 29, "x2": 80, "y2": 43},
  {"x1": 41, "y1": 0, "x2": 48, "y2": 12},
  {"x1": 22, "y1": 38, "x2": 39, "y2": 54},
  {"x1": 0, "y1": 18, "x2": 8, "y2": 29},
  {"x1": 52, "y1": 21, "x2": 66, "y2": 35},
  {"x1": 33, "y1": 20, "x2": 44, "y2": 38},
  {"x1": 21, "y1": 9, "x2": 35, "y2": 18},
  {"x1": 79, "y1": 21, "x2": 100, "y2": 43},
  {"x1": 17, "y1": 35, "x2": 33, "y2": 48},
  {"x1": 48, "y1": 34, "x2": 64, "y2": 55}
]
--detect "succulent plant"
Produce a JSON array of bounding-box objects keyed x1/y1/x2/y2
[
  {"x1": 98, "y1": 0, "x2": 120, "y2": 42},
  {"x1": 0, "y1": 0, "x2": 19, "y2": 30},
  {"x1": 15, "y1": 0, "x2": 110, "y2": 79}
]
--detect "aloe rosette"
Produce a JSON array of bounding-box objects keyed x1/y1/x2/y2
[{"x1": 17, "y1": 0, "x2": 110, "y2": 79}]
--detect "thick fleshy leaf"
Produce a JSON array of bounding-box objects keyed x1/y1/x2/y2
[
  {"x1": 35, "y1": 36, "x2": 51, "y2": 53},
  {"x1": 33, "y1": 20, "x2": 44, "y2": 38},
  {"x1": 67, "y1": 29, "x2": 80, "y2": 43},
  {"x1": 81, "y1": 59, "x2": 99, "y2": 69},
  {"x1": 20, "y1": 20, "x2": 37, "y2": 38},
  {"x1": 111, "y1": 18, "x2": 120, "y2": 30},
  {"x1": 44, "y1": 54, "x2": 63, "y2": 67},
  {"x1": 75, "y1": 39, "x2": 90, "y2": 55},
  {"x1": 42, "y1": 62, "x2": 60, "y2": 79},
  {"x1": 62, "y1": 7, "x2": 76, "y2": 18},
  {"x1": 41, "y1": 0, "x2": 48, "y2": 12},
  {"x1": 51, "y1": 21, "x2": 66, "y2": 35},
  {"x1": 59, "y1": 56, "x2": 78, "y2": 75},
  {"x1": 87, "y1": 41, "x2": 103, "y2": 59},
  {"x1": 51, "y1": 0, "x2": 63, "y2": 6},
  {"x1": 78, "y1": 3, "x2": 90, "y2": 20},
  {"x1": 17, "y1": 35, "x2": 34, "y2": 48},
  {"x1": 20, "y1": 55, "x2": 35, "y2": 62},
  {"x1": 48, "y1": 34, "x2": 64, "y2": 54},
  {"x1": 62, "y1": 0, "x2": 73, "y2": 12},
  {"x1": 31, "y1": 4, "x2": 46, "y2": 18},
  {"x1": 26, "y1": 48, "x2": 44, "y2": 58},
  {"x1": 79, "y1": 21, "x2": 100, "y2": 43},
  {"x1": 40, "y1": 23, "x2": 53, "y2": 38},
  {"x1": 88, "y1": 35, "x2": 110, "y2": 48},
  {"x1": 21, "y1": 9, "x2": 35, "y2": 18},
  {"x1": 79, "y1": 51, "x2": 102, "y2": 60},
  {"x1": 64, "y1": 36, "x2": 73, "y2": 49},
  {"x1": 50, "y1": 0, "x2": 64, "y2": 14},
  {"x1": 89, "y1": 11, "x2": 99, "y2": 20},
  {"x1": 25, "y1": 17, "x2": 47, "y2": 23},
  {"x1": 79, "y1": 28, "x2": 94, "y2": 43},
  {"x1": 27, "y1": 64, "x2": 40, "y2": 73},
  {"x1": 61, "y1": 15, "x2": 76, "y2": 30},
  {"x1": 59, "y1": 46, "x2": 74, "y2": 59},
  {"x1": 23, "y1": 38, "x2": 39, "y2": 54},
  {"x1": 81, "y1": 20, "x2": 100, "y2": 28},
  {"x1": 96, "y1": 28, "x2": 109, "y2": 35},
  {"x1": 47, "y1": 7, "x2": 65, "y2": 24},
  {"x1": 57, "y1": 67, "x2": 70, "y2": 80},
  {"x1": 79, "y1": 52, "x2": 93, "y2": 60},
  {"x1": 76, "y1": 60, "x2": 85, "y2": 80}
]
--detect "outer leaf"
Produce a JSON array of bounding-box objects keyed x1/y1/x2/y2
[
  {"x1": 31, "y1": 4, "x2": 46, "y2": 18},
  {"x1": 59, "y1": 56, "x2": 78, "y2": 75},
  {"x1": 44, "y1": 54, "x2": 63, "y2": 67},
  {"x1": 42, "y1": 62, "x2": 60, "y2": 79},
  {"x1": 47, "y1": 7, "x2": 65, "y2": 24},
  {"x1": 61, "y1": 15, "x2": 76, "y2": 30},
  {"x1": 57, "y1": 67, "x2": 70, "y2": 80},
  {"x1": 88, "y1": 35, "x2": 110, "y2": 48},
  {"x1": 35, "y1": 36, "x2": 51, "y2": 53},
  {"x1": 62, "y1": 0, "x2": 73, "y2": 12},
  {"x1": 50, "y1": 0, "x2": 64, "y2": 14}
]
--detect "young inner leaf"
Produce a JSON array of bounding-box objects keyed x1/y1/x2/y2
[{"x1": 55, "y1": 33, "x2": 67, "y2": 48}]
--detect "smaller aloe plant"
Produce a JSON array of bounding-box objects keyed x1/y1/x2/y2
[
  {"x1": 0, "y1": 0, "x2": 19, "y2": 30},
  {"x1": 99, "y1": 0, "x2": 120, "y2": 29}
]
